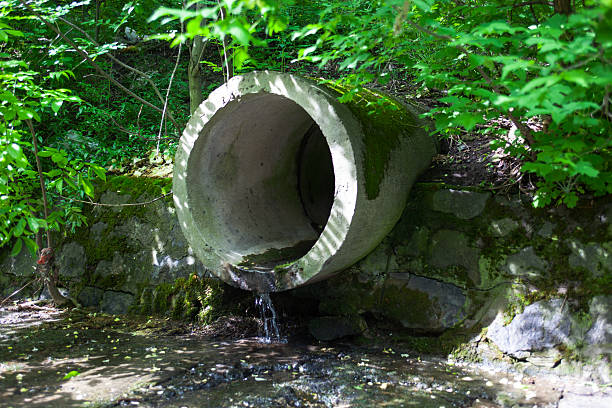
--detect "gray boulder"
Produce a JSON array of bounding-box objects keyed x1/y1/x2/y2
[
  {"x1": 586, "y1": 296, "x2": 612, "y2": 345},
  {"x1": 488, "y1": 299, "x2": 572, "y2": 358},
  {"x1": 432, "y1": 189, "x2": 490, "y2": 220},
  {"x1": 100, "y1": 291, "x2": 134, "y2": 314}
]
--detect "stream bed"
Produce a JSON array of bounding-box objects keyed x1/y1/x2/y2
[{"x1": 1, "y1": 305, "x2": 610, "y2": 408}]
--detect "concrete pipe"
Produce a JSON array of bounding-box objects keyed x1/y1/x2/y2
[{"x1": 173, "y1": 71, "x2": 437, "y2": 293}]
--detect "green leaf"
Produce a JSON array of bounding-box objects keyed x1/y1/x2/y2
[
  {"x1": 62, "y1": 371, "x2": 80, "y2": 380},
  {"x1": 455, "y1": 112, "x2": 484, "y2": 131},
  {"x1": 226, "y1": 20, "x2": 251, "y2": 45},
  {"x1": 14, "y1": 218, "x2": 26, "y2": 237},
  {"x1": 561, "y1": 70, "x2": 592, "y2": 87},
  {"x1": 26, "y1": 217, "x2": 43, "y2": 232},
  {"x1": 51, "y1": 99, "x2": 63, "y2": 114},
  {"x1": 90, "y1": 165, "x2": 106, "y2": 182},
  {"x1": 10, "y1": 238, "x2": 23, "y2": 257},
  {"x1": 7, "y1": 143, "x2": 29, "y2": 168},
  {"x1": 574, "y1": 161, "x2": 599, "y2": 178},
  {"x1": 79, "y1": 175, "x2": 94, "y2": 198},
  {"x1": 51, "y1": 152, "x2": 68, "y2": 168},
  {"x1": 22, "y1": 236, "x2": 38, "y2": 256}
]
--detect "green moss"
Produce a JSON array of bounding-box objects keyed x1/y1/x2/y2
[
  {"x1": 378, "y1": 284, "x2": 436, "y2": 328},
  {"x1": 322, "y1": 83, "x2": 420, "y2": 200},
  {"x1": 136, "y1": 275, "x2": 232, "y2": 323},
  {"x1": 70, "y1": 175, "x2": 173, "y2": 270},
  {"x1": 239, "y1": 240, "x2": 316, "y2": 267}
]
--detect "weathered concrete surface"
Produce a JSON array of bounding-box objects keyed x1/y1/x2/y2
[{"x1": 173, "y1": 71, "x2": 437, "y2": 292}]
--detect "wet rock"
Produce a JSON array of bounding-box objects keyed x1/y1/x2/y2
[
  {"x1": 100, "y1": 291, "x2": 134, "y2": 314},
  {"x1": 57, "y1": 242, "x2": 86, "y2": 278},
  {"x1": 488, "y1": 299, "x2": 573, "y2": 358},
  {"x1": 432, "y1": 189, "x2": 490, "y2": 220},
  {"x1": 586, "y1": 296, "x2": 612, "y2": 345},
  {"x1": 504, "y1": 246, "x2": 548, "y2": 278},
  {"x1": 308, "y1": 315, "x2": 366, "y2": 341},
  {"x1": 489, "y1": 218, "x2": 519, "y2": 237},
  {"x1": 77, "y1": 286, "x2": 104, "y2": 308},
  {"x1": 430, "y1": 229, "x2": 480, "y2": 285},
  {"x1": 568, "y1": 240, "x2": 611, "y2": 277}
]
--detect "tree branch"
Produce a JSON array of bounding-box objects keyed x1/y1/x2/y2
[
  {"x1": 19, "y1": 1, "x2": 174, "y2": 127},
  {"x1": 406, "y1": 19, "x2": 536, "y2": 151},
  {"x1": 57, "y1": 192, "x2": 173, "y2": 207},
  {"x1": 56, "y1": 16, "x2": 182, "y2": 132}
]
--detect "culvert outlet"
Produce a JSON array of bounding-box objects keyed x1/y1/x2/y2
[{"x1": 174, "y1": 71, "x2": 436, "y2": 292}]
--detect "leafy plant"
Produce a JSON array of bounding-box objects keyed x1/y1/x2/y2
[
  {"x1": 289, "y1": 0, "x2": 612, "y2": 207},
  {"x1": 1, "y1": 3, "x2": 106, "y2": 256}
]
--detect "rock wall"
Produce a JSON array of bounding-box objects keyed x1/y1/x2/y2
[
  {"x1": 302, "y1": 183, "x2": 611, "y2": 380},
  {"x1": 1, "y1": 177, "x2": 209, "y2": 314},
  {"x1": 1, "y1": 177, "x2": 610, "y2": 379}
]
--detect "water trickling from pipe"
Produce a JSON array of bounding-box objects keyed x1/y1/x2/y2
[{"x1": 255, "y1": 293, "x2": 284, "y2": 343}]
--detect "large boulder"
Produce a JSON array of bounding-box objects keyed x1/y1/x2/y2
[{"x1": 488, "y1": 299, "x2": 573, "y2": 358}]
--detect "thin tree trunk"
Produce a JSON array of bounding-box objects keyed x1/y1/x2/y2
[
  {"x1": 553, "y1": 0, "x2": 572, "y2": 14},
  {"x1": 219, "y1": 5, "x2": 233, "y2": 81},
  {"x1": 189, "y1": 35, "x2": 207, "y2": 114},
  {"x1": 94, "y1": 0, "x2": 101, "y2": 42},
  {"x1": 26, "y1": 119, "x2": 70, "y2": 307}
]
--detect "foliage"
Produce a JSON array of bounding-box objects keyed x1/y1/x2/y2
[
  {"x1": 0, "y1": 1, "x2": 105, "y2": 256},
  {"x1": 2, "y1": 0, "x2": 612, "y2": 266},
  {"x1": 149, "y1": 0, "x2": 288, "y2": 72},
  {"x1": 289, "y1": 0, "x2": 612, "y2": 207}
]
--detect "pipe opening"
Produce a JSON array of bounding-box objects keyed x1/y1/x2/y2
[{"x1": 187, "y1": 93, "x2": 334, "y2": 267}]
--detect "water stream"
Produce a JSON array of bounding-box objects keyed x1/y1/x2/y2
[
  {"x1": 255, "y1": 293, "x2": 283, "y2": 343},
  {"x1": 2, "y1": 307, "x2": 610, "y2": 407}
]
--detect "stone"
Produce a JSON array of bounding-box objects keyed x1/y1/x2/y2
[
  {"x1": 90, "y1": 222, "x2": 107, "y2": 242},
  {"x1": 0, "y1": 249, "x2": 36, "y2": 277},
  {"x1": 77, "y1": 286, "x2": 104, "y2": 308},
  {"x1": 488, "y1": 299, "x2": 573, "y2": 358},
  {"x1": 358, "y1": 243, "x2": 398, "y2": 281},
  {"x1": 385, "y1": 274, "x2": 466, "y2": 331},
  {"x1": 396, "y1": 227, "x2": 430, "y2": 258},
  {"x1": 57, "y1": 242, "x2": 86, "y2": 278},
  {"x1": 568, "y1": 240, "x2": 611, "y2": 277},
  {"x1": 430, "y1": 229, "x2": 480, "y2": 285},
  {"x1": 586, "y1": 295, "x2": 612, "y2": 345},
  {"x1": 98, "y1": 191, "x2": 131, "y2": 212},
  {"x1": 114, "y1": 217, "x2": 157, "y2": 248},
  {"x1": 308, "y1": 315, "x2": 367, "y2": 341},
  {"x1": 525, "y1": 348, "x2": 562, "y2": 368},
  {"x1": 489, "y1": 218, "x2": 519, "y2": 237},
  {"x1": 504, "y1": 246, "x2": 548, "y2": 278},
  {"x1": 39, "y1": 287, "x2": 69, "y2": 301},
  {"x1": 100, "y1": 291, "x2": 134, "y2": 314},
  {"x1": 432, "y1": 189, "x2": 490, "y2": 220},
  {"x1": 558, "y1": 393, "x2": 612, "y2": 408},
  {"x1": 537, "y1": 221, "x2": 556, "y2": 238}
]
